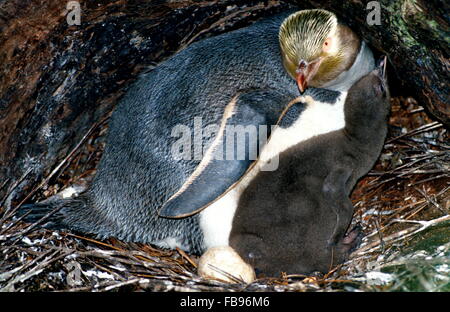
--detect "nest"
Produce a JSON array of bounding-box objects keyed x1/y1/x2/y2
[{"x1": 0, "y1": 95, "x2": 448, "y2": 292}]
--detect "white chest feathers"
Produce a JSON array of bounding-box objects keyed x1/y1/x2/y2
[{"x1": 199, "y1": 92, "x2": 347, "y2": 250}]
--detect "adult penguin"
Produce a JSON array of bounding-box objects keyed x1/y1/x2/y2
[{"x1": 23, "y1": 9, "x2": 375, "y2": 254}]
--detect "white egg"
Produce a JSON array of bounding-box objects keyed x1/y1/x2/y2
[{"x1": 197, "y1": 246, "x2": 255, "y2": 283}]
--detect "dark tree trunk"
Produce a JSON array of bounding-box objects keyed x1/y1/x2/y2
[{"x1": 0, "y1": 0, "x2": 448, "y2": 205}]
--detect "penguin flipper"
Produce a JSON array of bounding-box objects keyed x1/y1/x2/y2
[{"x1": 159, "y1": 90, "x2": 293, "y2": 218}]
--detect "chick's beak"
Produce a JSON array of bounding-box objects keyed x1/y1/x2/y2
[{"x1": 295, "y1": 58, "x2": 323, "y2": 93}]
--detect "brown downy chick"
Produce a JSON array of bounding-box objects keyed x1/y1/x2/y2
[{"x1": 230, "y1": 58, "x2": 390, "y2": 277}]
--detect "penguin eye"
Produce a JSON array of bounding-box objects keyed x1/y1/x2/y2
[{"x1": 323, "y1": 38, "x2": 332, "y2": 52}]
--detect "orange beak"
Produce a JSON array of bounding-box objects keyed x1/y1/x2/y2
[
  {"x1": 296, "y1": 71, "x2": 307, "y2": 93},
  {"x1": 295, "y1": 58, "x2": 323, "y2": 94}
]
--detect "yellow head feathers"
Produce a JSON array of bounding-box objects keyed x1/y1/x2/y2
[
  {"x1": 279, "y1": 9, "x2": 362, "y2": 91},
  {"x1": 279, "y1": 9, "x2": 338, "y2": 64}
]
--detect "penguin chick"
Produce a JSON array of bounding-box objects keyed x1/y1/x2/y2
[{"x1": 229, "y1": 58, "x2": 390, "y2": 277}]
